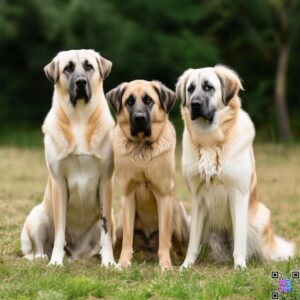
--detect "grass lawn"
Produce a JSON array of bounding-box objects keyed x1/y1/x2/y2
[{"x1": 0, "y1": 144, "x2": 299, "y2": 299}]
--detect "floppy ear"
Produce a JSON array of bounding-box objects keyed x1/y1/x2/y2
[
  {"x1": 97, "y1": 55, "x2": 112, "y2": 79},
  {"x1": 152, "y1": 81, "x2": 176, "y2": 113},
  {"x1": 106, "y1": 83, "x2": 127, "y2": 114},
  {"x1": 214, "y1": 65, "x2": 244, "y2": 105},
  {"x1": 44, "y1": 58, "x2": 59, "y2": 84},
  {"x1": 175, "y1": 69, "x2": 194, "y2": 106}
]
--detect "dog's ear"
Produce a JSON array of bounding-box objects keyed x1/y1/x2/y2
[
  {"x1": 97, "y1": 54, "x2": 112, "y2": 80},
  {"x1": 152, "y1": 81, "x2": 176, "y2": 113},
  {"x1": 44, "y1": 58, "x2": 59, "y2": 84},
  {"x1": 106, "y1": 83, "x2": 127, "y2": 114},
  {"x1": 175, "y1": 69, "x2": 194, "y2": 106},
  {"x1": 214, "y1": 65, "x2": 244, "y2": 105}
]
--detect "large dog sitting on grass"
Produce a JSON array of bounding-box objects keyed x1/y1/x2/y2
[
  {"x1": 176, "y1": 65, "x2": 294, "y2": 269},
  {"x1": 21, "y1": 49, "x2": 116, "y2": 267},
  {"x1": 106, "y1": 80, "x2": 189, "y2": 270}
]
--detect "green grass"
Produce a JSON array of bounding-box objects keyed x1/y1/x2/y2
[{"x1": 0, "y1": 144, "x2": 299, "y2": 299}]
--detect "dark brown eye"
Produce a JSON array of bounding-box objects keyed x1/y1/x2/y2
[
  {"x1": 126, "y1": 95, "x2": 135, "y2": 106},
  {"x1": 84, "y1": 61, "x2": 94, "y2": 71},
  {"x1": 63, "y1": 62, "x2": 74, "y2": 73},
  {"x1": 203, "y1": 81, "x2": 214, "y2": 91},
  {"x1": 187, "y1": 84, "x2": 195, "y2": 93},
  {"x1": 143, "y1": 95, "x2": 153, "y2": 105}
]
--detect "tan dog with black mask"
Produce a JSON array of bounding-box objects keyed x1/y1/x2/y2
[{"x1": 106, "y1": 80, "x2": 189, "y2": 270}]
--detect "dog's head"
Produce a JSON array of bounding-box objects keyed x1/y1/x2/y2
[
  {"x1": 44, "y1": 49, "x2": 112, "y2": 106},
  {"x1": 176, "y1": 65, "x2": 243, "y2": 130},
  {"x1": 106, "y1": 80, "x2": 175, "y2": 142}
]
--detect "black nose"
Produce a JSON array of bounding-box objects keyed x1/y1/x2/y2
[
  {"x1": 191, "y1": 99, "x2": 202, "y2": 108},
  {"x1": 76, "y1": 78, "x2": 87, "y2": 89},
  {"x1": 134, "y1": 112, "x2": 147, "y2": 122}
]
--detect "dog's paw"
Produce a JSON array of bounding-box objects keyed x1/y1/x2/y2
[
  {"x1": 179, "y1": 260, "x2": 194, "y2": 271},
  {"x1": 234, "y1": 257, "x2": 247, "y2": 270},
  {"x1": 24, "y1": 254, "x2": 34, "y2": 260},
  {"x1": 159, "y1": 259, "x2": 172, "y2": 271},
  {"x1": 48, "y1": 257, "x2": 63, "y2": 267},
  {"x1": 35, "y1": 253, "x2": 48, "y2": 260},
  {"x1": 101, "y1": 259, "x2": 117, "y2": 268},
  {"x1": 117, "y1": 259, "x2": 131, "y2": 269}
]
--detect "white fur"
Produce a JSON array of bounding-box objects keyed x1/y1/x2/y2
[
  {"x1": 179, "y1": 67, "x2": 294, "y2": 270},
  {"x1": 21, "y1": 50, "x2": 116, "y2": 267}
]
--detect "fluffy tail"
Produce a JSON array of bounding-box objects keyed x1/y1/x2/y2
[
  {"x1": 21, "y1": 224, "x2": 33, "y2": 260},
  {"x1": 268, "y1": 236, "x2": 294, "y2": 261}
]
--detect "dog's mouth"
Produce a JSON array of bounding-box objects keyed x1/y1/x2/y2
[
  {"x1": 70, "y1": 85, "x2": 91, "y2": 106},
  {"x1": 130, "y1": 125, "x2": 152, "y2": 138},
  {"x1": 191, "y1": 108, "x2": 215, "y2": 123}
]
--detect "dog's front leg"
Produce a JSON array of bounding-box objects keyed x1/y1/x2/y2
[
  {"x1": 180, "y1": 194, "x2": 205, "y2": 270},
  {"x1": 99, "y1": 178, "x2": 116, "y2": 267},
  {"x1": 48, "y1": 177, "x2": 68, "y2": 266},
  {"x1": 155, "y1": 194, "x2": 173, "y2": 270},
  {"x1": 118, "y1": 192, "x2": 135, "y2": 268},
  {"x1": 229, "y1": 189, "x2": 249, "y2": 270}
]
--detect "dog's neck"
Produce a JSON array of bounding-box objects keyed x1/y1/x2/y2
[
  {"x1": 52, "y1": 86, "x2": 106, "y2": 125},
  {"x1": 183, "y1": 97, "x2": 241, "y2": 149},
  {"x1": 115, "y1": 119, "x2": 175, "y2": 161}
]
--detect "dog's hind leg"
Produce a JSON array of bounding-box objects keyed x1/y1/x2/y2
[
  {"x1": 21, "y1": 204, "x2": 50, "y2": 261},
  {"x1": 21, "y1": 223, "x2": 34, "y2": 260}
]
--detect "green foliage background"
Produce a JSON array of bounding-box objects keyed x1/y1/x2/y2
[{"x1": 1, "y1": 0, "x2": 300, "y2": 141}]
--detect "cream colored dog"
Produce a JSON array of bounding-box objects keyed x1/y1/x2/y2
[
  {"x1": 176, "y1": 65, "x2": 294, "y2": 269},
  {"x1": 21, "y1": 49, "x2": 116, "y2": 267}
]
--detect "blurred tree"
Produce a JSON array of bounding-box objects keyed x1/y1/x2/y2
[
  {"x1": 209, "y1": 0, "x2": 300, "y2": 141},
  {"x1": 0, "y1": 0, "x2": 300, "y2": 140}
]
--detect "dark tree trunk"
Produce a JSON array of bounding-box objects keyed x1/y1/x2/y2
[{"x1": 274, "y1": 44, "x2": 292, "y2": 141}]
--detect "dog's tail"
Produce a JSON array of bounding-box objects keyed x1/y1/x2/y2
[
  {"x1": 21, "y1": 223, "x2": 34, "y2": 260},
  {"x1": 266, "y1": 236, "x2": 295, "y2": 261},
  {"x1": 253, "y1": 202, "x2": 294, "y2": 261}
]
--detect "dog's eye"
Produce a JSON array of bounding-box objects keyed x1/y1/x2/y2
[
  {"x1": 63, "y1": 63, "x2": 74, "y2": 73},
  {"x1": 142, "y1": 95, "x2": 153, "y2": 105},
  {"x1": 84, "y1": 62, "x2": 94, "y2": 71},
  {"x1": 187, "y1": 84, "x2": 195, "y2": 93},
  {"x1": 203, "y1": 82, "x2": 214, "y2": 91},
  {"x1": 126, "y1": 96, "x2": 135, "y2": 106}
]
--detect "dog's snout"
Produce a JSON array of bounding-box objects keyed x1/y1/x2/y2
[
  {"x1": 191, "y1": 100, "x2": 202, "y2": 108},
  {"x1": 191, "y1": 97, "x2": 204, "y2": 108},
  {"x1": 76, "y1": 78, "x2": 87, "y2": 89},
  {"x1": 134, "y1": 112, "x2": 147, "y2": 122}
]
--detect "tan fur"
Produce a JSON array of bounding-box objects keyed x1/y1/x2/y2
[
  {"x1": 57, "y1": 104, "x2": 73, "y2": 145},
  {"x1": 110, "y1": 80, "x2": 189, "y2": 269},
  {"x1": 21, "y1": 50, "x2": 116, "y2": 266}
]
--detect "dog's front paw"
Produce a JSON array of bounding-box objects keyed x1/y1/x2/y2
[
  {"x1": 179, "y1": 259, "x2": 194, "y2": 271},
  {"x1": 117, "y1": 258, "x2": 131, "y2": 269},
  {"x1": 101, "y1": 258, "x2": 117, "y2": 268},
  {"x1": 234, "y1": 257, "x2": 247, "y2": 270},
  {"x1": 48, "y1": 256, "x2": 63, "y2": 266},
  {"x1": 35, "y1": 253, "x2": 48, "y2": 260},
  {"x1": 159, "y1": 258, "x2": 172, "y2": 271}
]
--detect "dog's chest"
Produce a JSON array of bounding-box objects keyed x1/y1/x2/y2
[
  {"x1": 191, "y1": 148, "x2": 233, "y2": 231},
  {"x1": 61, "y1": 155, "x2": 102, "y2": 230},
  {"x1": 197, "y1": 147, "x2": 221, "y2": 183},
  {"x1": 71, "y1": 124, "x2": 90, "y2": 155}
]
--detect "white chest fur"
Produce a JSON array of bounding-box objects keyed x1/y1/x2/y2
[
  {"x1": 61, "y1": 154, "x2": 102, "y2": 235},
  {"x1": 184, "y1": 144, "x2": 252, "y2": 233}
]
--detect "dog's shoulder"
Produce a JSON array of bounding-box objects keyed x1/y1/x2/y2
[{"x1": 223, "y1": 109, "x2": 255, "y2": 157}]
